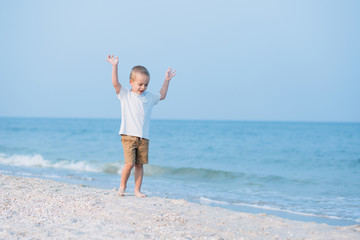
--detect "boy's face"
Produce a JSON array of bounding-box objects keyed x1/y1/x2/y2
[{"x1": 130, "y1": 73, "x2": 150, "y2": 95}]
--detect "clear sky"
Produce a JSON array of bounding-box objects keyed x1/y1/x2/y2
[{"x1": 1, "y1": 0, "x2": 359, "y2": 122}]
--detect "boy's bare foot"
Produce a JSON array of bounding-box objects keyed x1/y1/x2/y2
[
  {"x1": 134, "y1": 191, "x2": 147, "y2": 197},
  {"x1": 118, "y1": 187, "x2": 125, "y2": 196}
]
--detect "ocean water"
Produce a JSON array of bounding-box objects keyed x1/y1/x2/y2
[{"x1": 1, "y1": 117, "x2": 359, "y2": 226}]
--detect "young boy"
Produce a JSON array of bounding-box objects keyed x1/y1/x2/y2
[{"x1": 106, "y1": 55, "x2": 176, "y2": 197}]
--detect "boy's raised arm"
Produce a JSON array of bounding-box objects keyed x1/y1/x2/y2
[
  {"x1": 159, "y1": 67, "x2": 176, "y2": 100},
  {"x1": 106, "y1": 55, "x2": 121, "y2": 94}
]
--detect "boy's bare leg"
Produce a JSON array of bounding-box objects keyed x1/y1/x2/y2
[
  {"x1": 134, "y1": 163, "x2": 146, "y2": 197},
  {"x1": 118, "y1": 162, "x2": 134, "y2": 196}
]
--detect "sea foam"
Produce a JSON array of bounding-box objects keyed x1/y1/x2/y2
[{"x1": 0, "y1": 153, "x2": 100, "y2": 173}]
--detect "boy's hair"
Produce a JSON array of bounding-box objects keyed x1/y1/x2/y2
[{"x1": 130, "y1": 65, "x2": 150, "y2": 81}]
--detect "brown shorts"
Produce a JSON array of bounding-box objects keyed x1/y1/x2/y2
[{"x1": 121, "y1": 135, "x2": 149, "y2": 164}]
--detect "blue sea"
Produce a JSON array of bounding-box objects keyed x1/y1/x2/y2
[{"x1": 1, "y1": 117, "x2": 359, "y2": 226}]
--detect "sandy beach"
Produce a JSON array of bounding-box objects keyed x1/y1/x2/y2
[{"x1": 0, "y1": 174, "x2": 359, "y2": 240}]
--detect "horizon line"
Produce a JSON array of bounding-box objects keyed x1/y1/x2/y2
[{"x1": 0, "y1": 115, "x2": 359, "y2": 124}]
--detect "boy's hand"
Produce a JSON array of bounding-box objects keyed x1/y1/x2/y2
[
  {"x1": 107, "y1": 55, "x2": 121, "y2": 93},
  {"x1": 106, "y1": 55, "x2": 119, "y2": 66},
  {"x1": 160, "y1": 67, "x2": 176, "y2": 100},
  {"x1": 165, "y1": 67, "x2": 176, "y2": 81}
]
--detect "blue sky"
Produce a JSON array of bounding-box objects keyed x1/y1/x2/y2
[{"x1": 1, "y1": 0, "x2": 359, "y2": 122}]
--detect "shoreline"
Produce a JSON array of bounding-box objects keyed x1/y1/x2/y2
[
  {"x1": 2, "y1": 167, "x2": 358, "y2": 227},
  {"x1": 199, "y1": 198, "x2": 359, "y2": 227},
  {"x1": 1, "y1": 174, "x2": 359, "y2": 239}
]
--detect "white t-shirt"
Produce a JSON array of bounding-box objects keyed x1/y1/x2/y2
[{"x1": 117, "y1": 87, "x2": 161, "y2": 139}]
